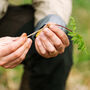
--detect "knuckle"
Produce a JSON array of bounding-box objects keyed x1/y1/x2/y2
[
  {"x1": 57, "y1": 45, "x2": 64, "y2": 51},
  {"x1": 16, "y1": 59, "x2": 21, "y2": 63},
  {"x1": 41, "y1": 51, "x2": 47, "y2": 56},
  {"x1": 48, "y1": 33, "x2": 53, "y2": 38},
  {"x1": 8, "y1": 45, "x2": 15, "y2": 52},
  {"x1": 60, "y1": 49, "x2": 65, "y2": 54},
  {"x1": 55, "y1": 42, "x2": 61, "y2": 47},
  {"x1": 0, "y1": 62, "x2": 6, "y2": 66},
  {"x1": 14, "y1": 53, "x2": 21, "y2": 58},
  {"x1": 19, "y1": 56, "x2": 25, "y2": 61},
  {"x1": 50, "y1": 48, "x2": 55, "y2": 53}
]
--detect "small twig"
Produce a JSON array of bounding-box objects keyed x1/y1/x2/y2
[
  {"x1": 55, "y1": 24, "x2": 72, "y2": 32},
  {"x1": 27, "y1": 24, "x2": 72, "y2": 38},
  {"x1": 27, "y1": 29, "x2": 42, "y2": 38}
]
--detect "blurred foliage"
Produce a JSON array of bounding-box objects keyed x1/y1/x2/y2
[
  {"x1": 9, "y1": 0, "x2": 32, "y2": 5},
  {"x1": 0, "y1": 65, "x2": 23, "y2": 90},
  {"x1": 72, "y1": 0, "x2": 90, "y2": 64},
  {"x1": 68, "y1": 17, "x2": 87, "y2": 53},
  {"x1": 67, "y1": 0, "x2": 90, "y2": 90},
  {"x1": 0, "y1": 0, "x2": 90, "y2": 90},
  {"x1": 73, "y1": 0, "x2": 90, "y2": 11}
]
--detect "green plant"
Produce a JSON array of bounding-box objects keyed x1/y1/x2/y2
[
  {"x1": 67, "y1": 17, "x2": 87, "y2": 52},
  {"x1": 27, "y1": 17, "x2": 87, "y2": 53},
  {"x1": 52, "y1": 17, "x2": 87, "y2": 53}
]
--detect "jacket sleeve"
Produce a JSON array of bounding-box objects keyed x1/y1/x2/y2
[{"x1": 32, "y1": 0, "x2": 72, "y2": 28}]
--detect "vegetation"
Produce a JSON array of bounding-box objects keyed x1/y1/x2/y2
[
  {"x1": 67, "y1": 0, "x2": 90, "y2": 90},
  {"x1": 68, "y1": 17, "x2": 87, "y2": 53}
]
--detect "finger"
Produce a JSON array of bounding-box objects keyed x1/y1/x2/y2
[
  {"x1": 58, "y1": 46, "x2": 65, "y2": 54},
  {"x1": 0, "y1": 33, "x2": 27, "y2": 56},
  {"x1": 43, "y1": 28, "x2": 65, "y2": 51},
  {"x1": 3, "y1": 43, "x2": 31, "y2": 69},
  {"x1": 39, "y1": 32, "x2": 58, "y2": 57},
  {"x1": 36, "y1": 39, "x2": 58, "y2": 58},
  {"x1": 4, "y1": 37, "x2": 19, "y2": 40},
  {"x1": 35, "y1": 37, "x2": 49, "y2": 58},
  {"x1": 0, "y1": 37, "x2": 19, "y2": 41},
  {"x1": 48, "y1": 24, "x2": 70, "y2": 47},
  {"x1": 39, "y1": 32, "x2": 57, "y2": 53},
  {"x1": 0, "y1": 38, "x2": 32, "y2": 66},
  {"x1": 0, "y1": 37, "x2": 19, "y2": 46},
  {"x1": 10, "y1": 37, "x2": 19, "y2": 41}
]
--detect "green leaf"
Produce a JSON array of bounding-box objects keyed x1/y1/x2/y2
[{"x1": 67, "y1": 17, "x2": 87, "y2": 53}]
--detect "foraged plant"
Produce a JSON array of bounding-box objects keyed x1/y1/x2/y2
[
  {"x1": 56, "y1": 17, "x2": 87, "y2": 53},
  {"x1": 67, "y1": 17, "x2": 87, "y2": 52},
  {"x1": 27, "y1": 17, "x2": 87, "y2": 53}
]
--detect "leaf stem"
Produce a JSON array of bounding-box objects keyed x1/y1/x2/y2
[
  {"x1": 55, "y1": 24, "x2": 72, "y2": 32},
  {"x1": 27, "y1": 24, "x2": 72, "y2": 38}
]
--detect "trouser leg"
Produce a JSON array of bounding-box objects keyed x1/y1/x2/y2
[{"x1": 21, "y1": 35, "x2": 73, "y2": 90}]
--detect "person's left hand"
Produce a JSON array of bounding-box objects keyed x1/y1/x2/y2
[{"x1": 35, "y1": 23, "x2": 70, "y2": 58}]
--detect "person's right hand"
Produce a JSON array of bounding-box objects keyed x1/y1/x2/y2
[{"x1": 0, "y1": 33, "x2": 32, "y2": 69}]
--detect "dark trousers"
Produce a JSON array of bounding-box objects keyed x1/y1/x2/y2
[{"x1": 0, "y1": 5, "x2": 73, "y2": 90}]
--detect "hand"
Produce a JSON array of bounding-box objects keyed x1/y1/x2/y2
[
  {"x1": 0, "y1": 33, "x2": 32, "y2": 69},
  {"x1": 35, "y1": 23, "x2": 70, "y2": 58}
]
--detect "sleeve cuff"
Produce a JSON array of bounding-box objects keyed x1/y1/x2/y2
[
  {"x1": 35, "y1": 14, "x2": 67, "y2": 33},
  {"x1": 32, "y1": 14, "x2": 68, "y2": 40}
]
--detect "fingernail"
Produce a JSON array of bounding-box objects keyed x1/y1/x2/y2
[
  {"x1": 49, "y1": 25, "x2": 54, "y2": 29},
  {"x1": 28, "y1": 38, "x2": 32, "y2": 44},
  {"x1": 21, "y1": 33, "x2": 27, "y2": 37},
  {"x1": 44, "y1": 28, "x2": 48, "y2": 31},
  {"x1": 44, "y1": 28, "x2": 49, "y2": 32}
]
